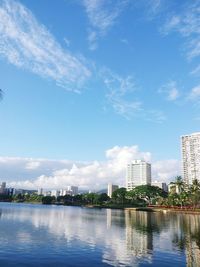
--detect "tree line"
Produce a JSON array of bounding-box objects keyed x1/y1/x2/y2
[
  {"x1": 159, "y1": 176, "x2": 200, "y2": 209},
  {"x1": 1, "y1": 176, "x2": 200, "y2": 209}
]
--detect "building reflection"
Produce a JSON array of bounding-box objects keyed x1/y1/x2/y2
[
  {"x1": 103, "y1": 209, "x2": 153, "y2": 266},
  {"x1": 170, "y1": 213, "x2": 200, "y2": 267},
  {"x1": 125, "y1": 211, "x2": 153, "y2": 259},
  {"x1": 125, "y1": 211, "x2": 153, "y2": 262},
  {"x1": 1, "y1": 204, "x2": 200, "y2": 266}
]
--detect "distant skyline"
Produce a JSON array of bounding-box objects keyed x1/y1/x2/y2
[{"x1": 0, "y1": 0, "x2": 199, "y2": 189}]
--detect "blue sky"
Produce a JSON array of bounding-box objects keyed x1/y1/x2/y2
[{"x1": 0, "y1": 0, "x2": 199, "y2": 189}]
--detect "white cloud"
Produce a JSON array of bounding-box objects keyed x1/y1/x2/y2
[
  {"x1": 0, "y1": 0, "x2": 91, "y2": 91},
  {"x1": 158, "y1": 81, "x2": 180, "y2": 101},
  {"x1": 188, "y1": 85, "x2": 200, "y2": 101},
  {"x1": 152, "y1": 159, "x2": 180, "y2": 182},
  {"x1": 82, "y1": 0, "x2": 128, "y2": 50},
  {"x1": 1, "y1": 146, "x2": 179, "y2": 190},
  {"x1": 190, "y1": 65, "x2": 200, "y2": 76},
  {"x1": 25, "y1": 161, "x2": 41, "y2": 170}
]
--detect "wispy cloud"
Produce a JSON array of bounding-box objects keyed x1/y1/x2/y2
[
  {"x1": 99, "y1": 68, "x2": 166, "y2": 123},
  {"x1": 82, "y1": 0, "x2": 129, "y2": 50},
  {"x1": 162, "y1": 1, "x2": 200, "y2": 73},
  {"x1": 158, "y1": 81, "x2": 180, "y2": 101},
  {"x1": 188, "y1": 85, "x2": 200, "y2": 102},
  {"x1": 100, "y1": 68, "x2": 142, "y2": 119},
  {"x1": 0, "y1": 0, "x2": 91, "y2": 91},
  {"x1": 144, "y1": 0, "x2": 165, "y2": 17},
  {"x1": 100, "y1": 68, "x2": 166, "y2": 122}
]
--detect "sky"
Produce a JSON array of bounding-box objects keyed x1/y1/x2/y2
[{"x1": 0, "y1": 0, "x2": 200, "y2": 190}]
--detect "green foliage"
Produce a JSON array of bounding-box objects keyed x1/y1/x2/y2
[
  {"x1": 0, "y1": 194, "x2": 12, "y2": 202},
  {"x1": 190, "y1": 179, "x2": 200, "y2": 208},
  {"x1": 162, "y1": 177, "x2": 200, "y2": 208},
  {"x1": 13, "y1": 193, "x2": 25, "y2": 202},
  {"x1": 112, "y1": 187, "x2": 127, "y2": 204},
  {"x1": 3, "y1": 176, "x2": 200, "y2": 210},
  {"x1": 130, "y1": 185, "x2": 167, "y2": 205},
  {"x1": 42, "y1": 196, "x2": 55, "y2": 205},
  {"x1": 95, "y1": 193, "x2": 110, "y2": 204},
  {"x1": 12, "y1": 193, "x2": 42, "y2": 203}
]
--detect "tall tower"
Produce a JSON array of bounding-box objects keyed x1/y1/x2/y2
[
  {"x1": 181, "y1": 132, "x2": 200, "y2": 184},
  {"x1": 126, "y1": 160, "x2": 151, "y2": 191}
]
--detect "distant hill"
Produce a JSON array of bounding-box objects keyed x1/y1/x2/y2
[
  {"x1": 78, "y1": 188, "x2": 107, "y2": 194},
  {"x1": 97, "y1": 189, "x2": 107, "y2": 194}
]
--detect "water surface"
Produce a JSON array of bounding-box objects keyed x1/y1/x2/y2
[{"x1": 0, "y1": 203, "x2": 200, "y2": 266}]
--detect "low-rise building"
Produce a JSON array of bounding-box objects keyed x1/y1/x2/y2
[
  {"x1": 151, "y1": 181, "x2": 168, "y2": 192},
  {"x1": 107, "y1": 183, "x2": 119, "y2": 198}
]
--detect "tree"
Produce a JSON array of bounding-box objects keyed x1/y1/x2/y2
[
  {"x1": 13, "y1": 193, "x2": 25, "y2": 202},
  {"x1": 190, "y1": 179, "x2": 200, "y2": 208},
  {"x1": 42, "y1": 196, "x2": 55, "y2": 204},
  {"x1": 125, "y1": 190, "x2": 137, "y2": 204},
  {"x1": 170, "y1": 176, "x2": 185, "y2": 194},
  {"x1": 168, "y1": 176, "x2": 188, "y2": 207},
  {"x1": 82, "y1": 193, "x2": 97, "y2": 204},
  {"x1": 95, "y1": 193, "x2": 110, "y2": 204},
  {"x1": 132, "y1": 185, "x2": 167, "y2": 205},
  {"x1": 112, "y1": 188, "x2": 127, "y2": 204}
]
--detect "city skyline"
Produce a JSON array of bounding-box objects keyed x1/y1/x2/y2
[{"x1": 0, "y1": 0, "x2": 200, "y2": 189}]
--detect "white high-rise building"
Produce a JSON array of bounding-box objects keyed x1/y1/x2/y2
[
  {"x1": 126, "y1": 160, "x2": 151, "y2": 191},
  {"x1": 107, "y1": 183, "x2": 119, "y2": 198},
  {"x1": 181, "y1": 132, "x2": 200, "y2": 184},
  {"x1": 60, "y1": 186, "x2": 78, "y2": 196},
  {"x1": 51, "y1": 190, "x2": 60, "y2": 197}
]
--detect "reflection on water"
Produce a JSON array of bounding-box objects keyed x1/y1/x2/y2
[{"x1": 0, "y1": 203, "x2": 200, "y2": 266}]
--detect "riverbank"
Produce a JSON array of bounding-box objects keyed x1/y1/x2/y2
[{"x1": 125, "y1": 206, "x2": 200, "y2": 214}]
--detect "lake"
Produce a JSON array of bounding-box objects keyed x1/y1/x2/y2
[{"x1": 0, "y1": 203, "x2": 199, "y2": 266}]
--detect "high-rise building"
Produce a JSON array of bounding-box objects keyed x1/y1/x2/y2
[
  {"x1": 107, "y1": 183, "x2": 119, "y2": 198},
  {"x1": 51, "y1": 190, "x2": 60, "y2": 197},
  {"x1": 181, "y1": 132, "x2": 200, "y2": 184},
  {"x1": 126, "y1": 160, "x2": 151, "y2": 191},
  {"x1": 37, "y1": 188, "x2": 43, "y2": 195},
  {"x1": 60, "y1": 186, "x2": 78, "y2": 196},
  {"x1": 151, "y1": 181, "x2": 168, "y2": 192},
  {"x1": 0, "y1": 182, "x2": 6, "y2": 194}
]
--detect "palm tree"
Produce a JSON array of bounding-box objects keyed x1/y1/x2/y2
[
  {"x1": 169, "y1": 176, "x2": 187, "y2": 207},
  {"x1": 190, "y1": 179, "x2": 200, "y2": 208},
  {"x1": 172, "y1": 176, "x2": 185, "y2": 194}
]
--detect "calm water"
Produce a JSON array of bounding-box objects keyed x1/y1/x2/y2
[{"x1": 0, "y1": 203, "x2": 200, "y2": 266}]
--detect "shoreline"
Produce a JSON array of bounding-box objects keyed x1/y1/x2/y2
[
  {"x1": 2, "y1": 201, "x2": 200, "y2": 214},
  {"x1": 125, "y1": 207, "x2": 200, "y2": 214}
]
